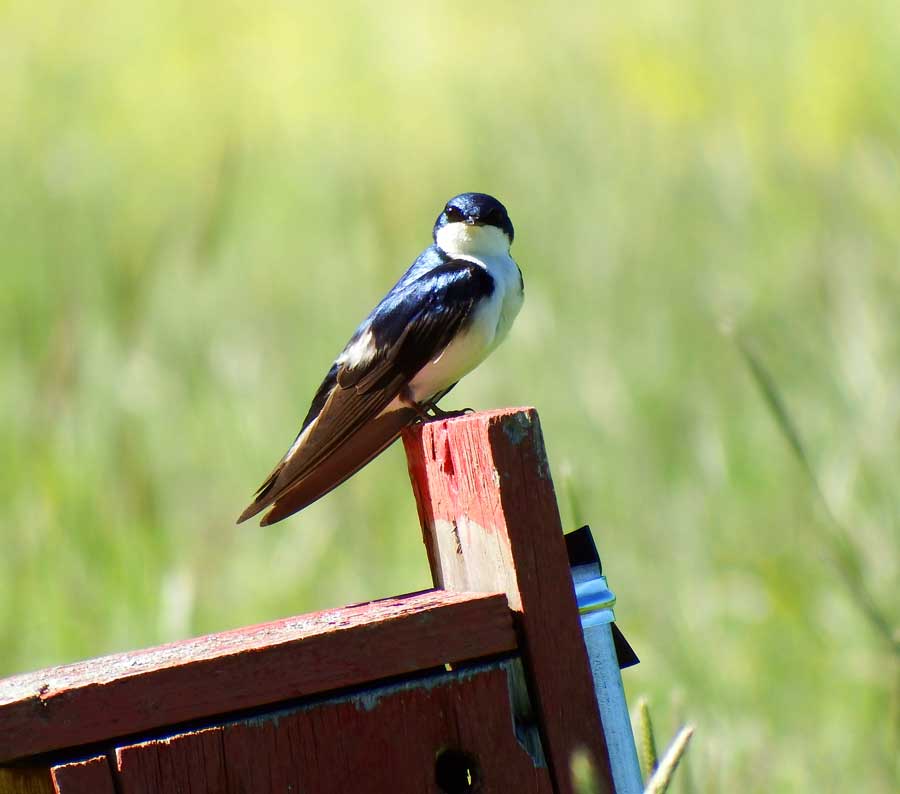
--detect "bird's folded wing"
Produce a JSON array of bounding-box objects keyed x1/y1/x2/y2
[
  {"x1": 238, "y1": 260, "x2": 495, "y2": 524},
  {"x1": 254, "y1": 405, "x2": 418, "y2": 525},
  {"x1": 337, "y1": 261, "x2": 495, "y2": 391}
]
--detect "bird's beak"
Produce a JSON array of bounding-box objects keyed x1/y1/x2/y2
[{"x1": 465, "y1": 216, "x2": 476, "y2": 225}]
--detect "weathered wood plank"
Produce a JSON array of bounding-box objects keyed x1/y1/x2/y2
[
  {"x1": 403, "y1": 408, "x2": 614, "y2": 794},
  {"x1": 114, "y1": 660, "x2": 553, "y2": 794},
  {"x1": 0, "y1": 768, "x2": 53, "y2": 794},
  {"x1": 50, "y1": 756, "x2": 116, "y2": 794},
  {"x1": 115, "y1": 729, "x2": 228, "y2": 793},
  {"x1": 0, "y1": 590, "x2": 515, "y2": 763}
]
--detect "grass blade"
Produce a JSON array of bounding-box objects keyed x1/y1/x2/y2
[
  {"x1": 736, "y1": 336, "x2": 899, "y2": 657},
  {"x1": 636, "y1": 697, "x2": 659, "y2": 782},
  {"x1": 643, "y1": 724, "x2": 694, "y2": 794}
]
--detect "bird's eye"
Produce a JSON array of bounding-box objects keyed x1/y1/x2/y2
[{"x1": 445, "y1": 205, "x2": 464, "y2": 222}]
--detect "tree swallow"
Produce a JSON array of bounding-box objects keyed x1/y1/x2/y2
[{"x1": 238, "y1": 192, "x2": 524, "y2": 526}]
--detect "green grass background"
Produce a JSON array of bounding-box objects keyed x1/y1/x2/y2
[{"x1": 1, "y1": 1, "x2": 898, "y2": 790}]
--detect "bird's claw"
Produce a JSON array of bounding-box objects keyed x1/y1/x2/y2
[{"x1": 424, "y1": 402, "x2": 473, "y2": 420}]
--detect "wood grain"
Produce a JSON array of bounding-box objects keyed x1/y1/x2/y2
[
  {"x1": 403, "y1": 407, "x2": 614, "y2": 794},
  {"x1": 0, "y1": 590, "x2": 515, "y2": 763},
  {"x1": 50, "y1": 757, "x2": 116, "y2": 794},
  {"x1": 113, "y1": 660, "x2": 553, "y2": 794},
  {"x1": 0, "y1": 768, "x2": 53, "y2": 794}
]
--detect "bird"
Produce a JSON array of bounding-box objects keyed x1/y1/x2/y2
[{"x1": 237, "y1": 192, "x2": 524, "y2": 526}]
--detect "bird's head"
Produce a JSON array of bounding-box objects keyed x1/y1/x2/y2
[{"x1": 433, "y1": 193, "x2": 514, "y2": 257}]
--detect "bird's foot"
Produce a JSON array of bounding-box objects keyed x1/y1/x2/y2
[
  {"x1": 399, "y1": 391, "x2": 434, "y2": 422},
  {"x1": 424, "y1": 402, "x2": 474, "y2": 420},
  {"x1": 400, "y1": 390, "x2": 473, "y2": 422}
]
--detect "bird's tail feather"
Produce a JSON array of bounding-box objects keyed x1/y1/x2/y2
[{"x1": 237, "y1": 407, "x2": 418, "y2": 525}]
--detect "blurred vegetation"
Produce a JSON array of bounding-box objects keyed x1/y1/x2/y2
[
  {"x1": 636, "y1": 699, "x2": 694, "y2": 794},
  {"x1": 1, "y1": 0, "x2": 898, "y2": 790}
]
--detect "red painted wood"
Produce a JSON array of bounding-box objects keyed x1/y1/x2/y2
[
  {"x1": 115, "y1": 729, "x2": 227, "y2": 793},
  {"x1": 403, "y1": 408, "x2": 614, "y2": 794},
  {"x1": 0, "y1": 590, "x2": 515, "y2": 763},
  {"x1": 50, "y1": 756, "x2": 116, "y2": 794},
  {"x1": 113, "y1": 661, "x2": 553, "y2": 794}
]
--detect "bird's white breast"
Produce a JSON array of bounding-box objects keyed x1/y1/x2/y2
[{"x1": 406, "y1": 246, "x2": 523, "y2": 403}]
